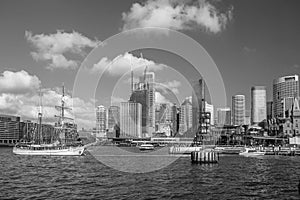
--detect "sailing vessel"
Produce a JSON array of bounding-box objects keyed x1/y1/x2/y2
[{"x1": 13, "y1": 86, "x2": 85, "y2": 156}]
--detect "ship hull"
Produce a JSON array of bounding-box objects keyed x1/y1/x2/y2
[{"x1": 12, "y1": 146, "x2": 85, "y2": 156}]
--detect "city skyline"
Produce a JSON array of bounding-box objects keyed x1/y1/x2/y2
[{"x1": 1, "y1": 0, "x2": 300, "y2": 129}]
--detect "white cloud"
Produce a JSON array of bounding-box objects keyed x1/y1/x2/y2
[
  {"x1": 155, "y1": 80, "x2": 181, "y2": 95},
  {"x1": 91, "y1": 52, "x2": 164, "y2": 76},
  {"x1": 0, "y1": 70, "x2": 96, "y2": 129},
  {"x1": 25, "y1": 30, "x2": 98, "y2": 69},
  {"x1": 155, "y1": 91, "x2": 171, "y2": 104},
  {"x1": 0, "y1": 70, "x2": 40, "y2": 94},
  {"x1": 122, "y1": 0, "x2": 233, "y2": 33}
]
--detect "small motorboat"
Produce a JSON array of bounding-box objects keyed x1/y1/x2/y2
[
  {"x1": 139, "y1": 144, "x2": 154, "y2": 151},
  {"x1": 239, "y1": 147, "x2": 265, "y2": 156}
]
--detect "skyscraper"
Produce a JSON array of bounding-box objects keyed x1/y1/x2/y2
[
  {"x1": 120, "y1": 102, "x2": 142, "y2": 138},
  {"x1": 267, "y1": 101, "x2": 273, "y2": 120},
  {"x1": 251, "y1": 86, "x2": 267, "y2": 124},
  {"x1": 217, "y1": 108, "x2": 231, "y2": 125},
  {"x1": 130, "y1": 89, "x2": 149, "y2": 136},
  {"x1": 273, "y1": 75, "x2": 299, "y2": 118},
  {"x1": 96, "y1": 105, "x2": 107, "y2": 137},
  {"x1": 108, "y1": 106, "x2": 120, "y2": 131},
  {"x1": 232, "y1": 95, "x2": 245, "y2": 125},
  {"x1": 179, "y1": 97, "x2": 193, "y2": 134}
]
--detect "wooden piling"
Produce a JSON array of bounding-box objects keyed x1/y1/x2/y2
[{"x1": 191, "y1": 151, "x2": 219, "y2": 164}]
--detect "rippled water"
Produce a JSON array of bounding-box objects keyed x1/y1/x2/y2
[{"x1": 1, "y1": 147, "x2": 300, "y2": 199}]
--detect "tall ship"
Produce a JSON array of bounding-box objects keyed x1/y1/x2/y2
[{"x1": 13, "y1": 85, "x2": 85, "y2": 156}]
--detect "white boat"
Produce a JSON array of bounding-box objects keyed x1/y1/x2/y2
[
  {"x1": 239, "y1": 147, "x2": 265, "y2": 156},
  {"x1": 13, "y1": 144, "x2": 85, "y2": 156},
  {"x1": 13, "y1": 85, "x2": 84, "y2": 156},
  {"x1": 139, "y1": 144, "x2": 154, "y2": 151}
]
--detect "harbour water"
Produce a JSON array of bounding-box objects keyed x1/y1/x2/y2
[{"x1": 1, "y1": 147, "x2": 300, "y2": 199}]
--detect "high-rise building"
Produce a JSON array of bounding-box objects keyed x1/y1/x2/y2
[
  {"x1": 171, "y1": 104, "x2": 178, "y2": 136},
  {"x1": 120, "y1": 102, "x2": 142, "y2": 138},
  {"x1": 179, "y1": 98, "x2": 193, "y2": 133},
  {"x1": 108, "y1": 106, "x2": 120, "y2": 131},
  {"x1": 0, "y1": 114, "x2": 20, "y2": 145},
  {"x1": 96, "y1": 105, "x2": 107, "y2": 137},
  {"x1": 273, "y1": 75, "x2": 299, "y2": 118},
  {"x1": 267, "y1": 101, "x2": 273, "y2": 120},
  {"x1": 136, "y1": 72, "x2": 155, "y2": 135},
  {"x1": 205, "y1": 102, "x2": 214, "y2": 125},
  {"x1": 251, "y1": 86, "x2": 267, "y2": 124},
  {"x1": 232, "y1": 95, "x2": 245, "y2": 125},
  {"x1": 130, "y1": 89, "x2": 149, "y2": 135},
  {"x1": 217, "y1": 108, "x2": 231, "y2": 125}
]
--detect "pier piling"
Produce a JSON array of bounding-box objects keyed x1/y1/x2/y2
[{"x1": 191, "y1": 151, "x2": 219, "y2": 164}]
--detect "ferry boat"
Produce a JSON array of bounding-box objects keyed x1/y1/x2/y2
[
  {"x1": 139, "y1": 144, "x2": 154, "y2": 151},
  {"x1": 239, "y1": 147, "x2": 265, "y2": 157},
  {"x1": 13, "y1": 85, "x2": 85, "y2": 156}
]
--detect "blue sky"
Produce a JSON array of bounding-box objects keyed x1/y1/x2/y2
[{"x1": 1, "y1": 0, "x2": 300, "y2": 128}]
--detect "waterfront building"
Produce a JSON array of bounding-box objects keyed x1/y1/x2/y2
[
  {"x1": 232, "y1": 95, "x2": 245, "y2": 125},
  {"x1": 130, "y1": 88, "x2": 149, "y2": 135},
  {"x1": 216, "y1": 108, "x2": 231, "y2": 125},
  {"x1": 108, "y1": 106, "x2": 120, "y2": 132},
  {"x1": 0, "y1": 114, "x2": 20, "y2": 145},
  {"x1": 245, "y1": 110, "x2": 251, "y2": 125},
  {"x1": 273, "y1": 75, "x2": 299, "y2": 118},
  {"x1": 283, "y1": 97, "x2": 300, "y2": 137},
  {"x1": 267, "y1": 101, "x2": 273, "y2": 120},
  {"x1": 171, "y1": 104, "x2": 178, "y2": 136},
  {"x1": 139, "y1": 72, "x2": 155, "y2": 135},
  {"x1": 251, "y1": 86, "x2": 267, "y2": 124},
  {"x1": 120, "y1": 102, "x2": 142, "y2": 138},
  {"x1": 96, "y1": 105, "x2": 107, "y2": 137},
  {"x1": 179, "y1": 97, "x2": 193, "y2": 134},
  {"x1": 205, "y1": 102, "x2": 214, "y2": 125}
]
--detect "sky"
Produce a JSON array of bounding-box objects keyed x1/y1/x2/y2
[{"x1": 1, "y1": 0, "x2": 300, "y2": 129}]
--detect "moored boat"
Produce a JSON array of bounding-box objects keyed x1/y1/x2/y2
[
  {"x1": 239, "y1": 147, "x2": 265, "y2": 156},
  {"x1": 13, "y1": 85, "x2": 84, "y2": 156},
  {"x1": 13, "y1": 144, "x2": 85, "y2": 156},
  {"x1": 139, "y1": 144, "x2": 154, "y2": 151}
]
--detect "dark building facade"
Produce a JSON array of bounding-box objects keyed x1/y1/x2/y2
[
  {"x1": 0, "y1": 114, "x2": 21, "y2": 145},
  {"x1": 130, "y1": 88, "x2": 150, "y2": 135}
]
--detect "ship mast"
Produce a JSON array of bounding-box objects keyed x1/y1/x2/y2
[{"x1": 37, "y1": 88, "x2": 43, "y2": 144}]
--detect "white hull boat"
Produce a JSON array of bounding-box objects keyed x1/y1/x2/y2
[
  {"x1": 139, "y1": 144, "x2": 154, "y2": 151},
  {"x1": 13, "y1": 145, "x2": 85, "y2": 156},
  {"x1": 239, "y1": 147, "x2": 265, "y2": 157}
]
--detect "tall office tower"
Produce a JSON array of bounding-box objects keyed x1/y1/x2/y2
[
  {"x1": 179, "y1": 98, "x2": 193, "y2": 134},
  {"x1": 96, "y1": 105, "x2": 107, "y2": 137},
  {"x1": 137, "y1": 71, "x2": 155, "y2": 135},
  {"x1": 120, "y1": 102, "x2": 142, "y2": 138},
  {"x1": 245, "y1": 110, "x2": 251, "y2": 125},
  {"x1": 232, "y1": 95, "x2": 245, "y2": 125},
  {"x1": 251, "y1": 86, "x2": 267, "y2": 124},
  {"x1": 108, "y1": 106, "x2": 120, "y2": 131},
  {"x1": 273, "y1": 75, "x2": 299, "y2": 118},
  {"x1": 0, "y1": 114, "x2": 20, "y2": 145},
  {"x1": 217, "y1": 108, "x2": 231, "y2": 125},
  {"x1": 205, "y1": 102, "x2": 214, "y2": 125},
  {"x1": 130, "y1": 89, "x2": 149, "y2": 136},
  {"x1": 267, "y1": 101, "x2": 273, "y2": 120},
  {"x1": 171, "y1": 104, "x2": 178, "y2": 136}
]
